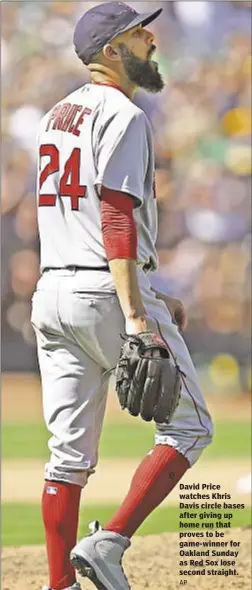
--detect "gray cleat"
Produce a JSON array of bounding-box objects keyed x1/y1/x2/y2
[{"x1": 70, "y1": 521, "x2": 131, "y2": 590}]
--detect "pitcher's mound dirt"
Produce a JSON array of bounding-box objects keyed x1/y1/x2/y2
[{"x1": 2, "y1": 528, "x2": 251, "y2": 590}]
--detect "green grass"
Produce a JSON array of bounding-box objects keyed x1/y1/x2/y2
[
  {"x1": 2, "y1": 503, "x2": 251, "y2": 547},
  {"x1": 2, "y1": 420, "x2": 251, "y2": 461}
]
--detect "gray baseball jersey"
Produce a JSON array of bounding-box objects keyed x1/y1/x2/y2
[{"x1": 37, "y1": 84, "x2": 158, "y2": 271}]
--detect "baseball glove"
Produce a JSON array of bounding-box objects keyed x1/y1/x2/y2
[{"x1": 115, "y1": 332, "x2": 182, "y2": 424}]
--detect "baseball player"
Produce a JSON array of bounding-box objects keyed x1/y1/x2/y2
[{"x1": 32, "y1": 3, "x2": 213, "y2": 590}]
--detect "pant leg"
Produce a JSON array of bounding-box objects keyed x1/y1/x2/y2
[
  {"x1": 31, "y1": 287, "x2": 109, "y2": 488},
  {"x1": 138, "y1": 271, "x2": 213, "y2": 466}
]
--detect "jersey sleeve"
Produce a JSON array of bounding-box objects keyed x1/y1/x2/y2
[{"x1": 95, "y1": 111, "x2": 149, "y2": 206}]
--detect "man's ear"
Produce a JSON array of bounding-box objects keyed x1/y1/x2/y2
[{"x1": 103, "y1": 44, "x2": 120, "y2": 61}]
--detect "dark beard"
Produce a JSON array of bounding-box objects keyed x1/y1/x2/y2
[{"x1": 118, "y1": 44, "x2": 164, "y2": 93}]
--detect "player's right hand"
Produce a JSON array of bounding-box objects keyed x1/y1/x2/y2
[{"x1": 125, "y1": 316, "x2": 148, "y2": 335}]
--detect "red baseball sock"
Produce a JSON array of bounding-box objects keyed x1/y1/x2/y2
[
  {"x1": 42, "y1": 480, "x2": 81, "y2": 590},
  {"x1": 105, "y1": 445, "x2": 189, "y2": 538}
]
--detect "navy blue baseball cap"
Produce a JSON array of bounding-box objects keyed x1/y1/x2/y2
[{"x1": 74, "y1": 1, "x2": 162, "y2": 65}]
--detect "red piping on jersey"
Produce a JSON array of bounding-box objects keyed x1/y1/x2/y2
[
  {"x1": 91, "y1": 82, "x2": 130, "y2": 99},
  {"x1": 154, "y1": 317, "x2": 211, "y2": 438},
  {"x1": 101, "y1": 186, "x2": 137, "y2": 261}
]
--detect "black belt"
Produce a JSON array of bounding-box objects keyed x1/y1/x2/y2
[
  {"x1": 43, "y1": 262, "x2": 152, "y2": 273},
  {"x1": 43, "y1": 265, "x2": 110, "y2": 272}
]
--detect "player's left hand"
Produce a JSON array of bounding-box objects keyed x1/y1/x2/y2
[
  {"x1": 155, "y1": 292, "x2": 188, "y2": 333},
  {"x1": 167, "y1": 296, "x2": 188, "y2": 333}
]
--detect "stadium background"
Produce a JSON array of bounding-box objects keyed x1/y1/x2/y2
[{"x1": 1, "y1": 2, "x2": 251, "y2": 589}]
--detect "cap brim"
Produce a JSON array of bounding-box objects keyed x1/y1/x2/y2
[
  {"x1": 122, "y1": 8, "x2": 163, "y2": 34},
  {"x1": 139, "y1": 8, "x2": 163, "y2": 28}
]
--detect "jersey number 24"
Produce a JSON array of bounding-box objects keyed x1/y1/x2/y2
[{"x1": 39, "y1": 144, "x2": 86, "y2": 211}]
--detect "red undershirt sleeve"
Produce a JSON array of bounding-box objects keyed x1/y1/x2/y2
[{"x1": 101, "y1": 186, "x2": 137, "y2": 261}]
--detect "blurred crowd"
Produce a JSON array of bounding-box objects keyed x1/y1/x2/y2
[{"x1": 1, "y1": 1, "x2": 251, "y2": 393}]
